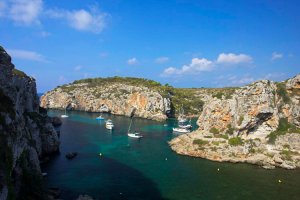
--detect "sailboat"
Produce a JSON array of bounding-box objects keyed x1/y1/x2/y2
[
  {"x1": 177, "y1": 106, "x2": 188, "y2": 123},
  {"x1": 96, "y1": 114, "x2": 105, "y2": 120},
  {"x1": 127, "y1": 117, "x2": 143, "y2": 138},
  {"x1": 61, "y1": 107, "x2": 69, "y2": 118}
]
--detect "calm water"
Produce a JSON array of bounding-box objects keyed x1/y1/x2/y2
[{"x1": 43, "y1": 110, "x2": 300, "y2": 200}]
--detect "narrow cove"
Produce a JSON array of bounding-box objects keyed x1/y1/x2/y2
[{"x1": 43, "y1": 110, "x2": 300, "y2": 200}]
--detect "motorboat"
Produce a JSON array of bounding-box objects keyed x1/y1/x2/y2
[
  {"x1": 178, "y1": 119, "x2": 192, "y2": 130},
  {"x1": 128, "y1": 132, "x2": 143, "y2": 138},
  {"x1": 105, "y1": 119, "x2": 114, "y2": 130},
  {"x1": 172, "y1": 127, "x2": 191, "y2": 133}
]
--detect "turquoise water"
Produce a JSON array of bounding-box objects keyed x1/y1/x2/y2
[{"x1": 43, "y1": 110, "x2": 300, "y2": 200}]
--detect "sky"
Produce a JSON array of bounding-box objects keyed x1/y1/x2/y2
[{"x1": 0, "y1": 0, "x2": 299, "y2": 92}]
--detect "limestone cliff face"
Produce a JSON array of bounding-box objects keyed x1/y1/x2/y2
[
  {"x1": 40, "y1": 81, "x2": 171, "y2": 121},
  {"x1": 197, "y1": 76, "x2": 300, "y2": 141},
  {"x1": 0, "y1": 46, "x2": 59, "y2": 199},
  {"x1": 170, "y1": 75, "x2": 300, "y2": 169}
]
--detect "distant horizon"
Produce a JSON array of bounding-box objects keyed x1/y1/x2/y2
[{"x1": 1, "y1": 0, "x2": 299, "y2": 92}]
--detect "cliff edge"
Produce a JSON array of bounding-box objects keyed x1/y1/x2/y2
[{"x1": 0, "y1": 46, "x2": 60, "y2": 199}]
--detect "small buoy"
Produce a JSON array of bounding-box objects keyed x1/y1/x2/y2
[
  {"x1": 99, "y1": 153, "x2": 102, "y2": 156},
  {"x1": 278, "y1": 179, "x2": 282, "y2": 183},
  {"x1": 217, "y1": 168, "x2": 220, "y2": 172},
  {"x1": 165, "y1": 158, "x2": 168, "y2": 161}
]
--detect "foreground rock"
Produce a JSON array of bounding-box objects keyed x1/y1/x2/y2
[
  {"x1": 0, "y1": 46, "x2": 60, "y2": 199},
  {"x1": 170, "y1": 74, "x2": 300, "y2": 169}
]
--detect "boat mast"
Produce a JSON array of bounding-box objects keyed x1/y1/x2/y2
[{"x1": 128, "y1": 117, "x2": 133, "y2": 133}]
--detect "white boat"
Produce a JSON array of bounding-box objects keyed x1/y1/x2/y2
[
  {"x1": 128, "y1": 132, "x2": 143, "y2": 138},
  {"x1": 127, "y1": 117, "x2": 143, "y2": 138},
  {"x1": 96, "y1": 115, "x2": 105, "y2": 120},
  {"x1": 61, "y1": 108, "x2": 69, "y2": 118},
  {"x1": 105, "y1": 119, "x2": 114, "y2": 130},
  {"x1": 178, "y1": 119, "x2": 192, "y2": 129},
  {"x1": 172, "y1": 127, "x2": 191, "y2": 133}
]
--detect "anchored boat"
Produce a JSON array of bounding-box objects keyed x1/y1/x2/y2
[{"x1": 105, "y1": 119, "x2": 114, "y2": 130}]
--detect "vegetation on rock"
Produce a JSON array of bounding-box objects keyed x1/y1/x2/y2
[
  {"x1": 228, "y1": 137, "x2": 243, "y2": 146},
  {"x1": 267, "y1": 118, "x2": 300, "y2": 144}
]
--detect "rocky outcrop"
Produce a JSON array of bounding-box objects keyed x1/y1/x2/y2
[
  {"x1": 40, "y1": 79, "x2": 171, "y2": 121},
  {"x1": 170, "y1": 75, "x2": 300, "y2": 169},
  {"x1": 170, "y1": 131, "x2": 300, "y2": 169},
  {"x1": 0, "y1": 46, "x2": 60, "y2": 199}
]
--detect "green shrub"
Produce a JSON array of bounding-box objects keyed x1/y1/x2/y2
[
  {"x1": 276, "y1": 82, "x2": 290, "y2": 103},
  {"x1": 238, "y1": 116, "x2": 244, "y2": 126},
  {"x1": 212, "y1": 141, "x2": 220, "y2": 146},
  {"x1": 193, "y1": 139, "x2": 209, "y2": 146},
  {"x1": 228, "y1": 137, "x2": 243, "y2": 146},
  {"x1": 12, "y1": 68, "x2": 27, "y2": 78},
  {"x1": 212, "y1": 92, "x2": 223, "y2": 99},
  {"x1": 214, "y1": 134, "x2": 229, "y2": 140},
  {"x1": 281, "y1": 150, "x2": 292, "y2": 161},
  {"x1": 226, "y1": 124, "x2": 235, "y2": 135},
  {"x1": 267, "y1": 118, "x2": 300, "y2": 144},
  {"x1": 210, "y1": 127, "x2": 219, "y2": 134}
]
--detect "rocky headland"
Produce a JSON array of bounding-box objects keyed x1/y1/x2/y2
[
  {"x1": 0, "y1": 46, "x2": 60, "y2": 199},
  {"x1": 170, "y1": 75, "x2": 300, "y2": 169},
  {"x1": 40, "y1": 78, "x2": 206, "y2": 121}
]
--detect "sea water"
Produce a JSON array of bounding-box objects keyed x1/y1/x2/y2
[{"x1": 43, "y1": 110, "x2": 300, "y2": 200}]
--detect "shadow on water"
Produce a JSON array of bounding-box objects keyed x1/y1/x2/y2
[{"x1": 44, "y1": 155, "x2": 168, "y2": 200}]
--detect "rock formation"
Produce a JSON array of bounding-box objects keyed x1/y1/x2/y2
[
  {"x1": 0, "y1": 46, "x2": 60, "y2": 199},
  {"x1": 40, "y1": 78, "x2": 172, "y2": 121},
  {"x1": 170, "y1": 75, "x2": 300, "y2": 169}
]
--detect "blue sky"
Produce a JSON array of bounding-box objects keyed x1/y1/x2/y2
[{"x1": 0, "y1": 0, "x2": 299, "y2": 92}]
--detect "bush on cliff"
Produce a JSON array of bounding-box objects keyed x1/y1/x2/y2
[
  {"x1": 210, "y1": 127, "x2": 219, "y2": 134},
  {"x1": 267, "y1": 118, "x2": 300, "y2": 144},
  {"x1": 193, "y1": 139, "x2": 209, "y2": 146},
  {"x1": 228, "y1": 137, "x2": 243, "y2": 146}
]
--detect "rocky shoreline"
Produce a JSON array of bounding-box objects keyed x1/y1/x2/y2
[{"x1": 169, "y1": 131, "x2": 300, "y2": 169}]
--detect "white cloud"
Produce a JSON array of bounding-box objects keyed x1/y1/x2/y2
[
  {"x1": 47, "y1": 7, "x2": 107, "y2": 33},
  {"x1": 7, "y1": 49, "x2": 46, "y2": 62},
  {"x1": 155, "y1": 57, "x2": 169, "y2": 64},
  {"x1": 0, "y1": 1, "x2": 6, "y2": 17},
  {"x1": 162, "y1": 58, "x2": 213, "y2": 76},
  {"x1": 217, "y1": 53, "x2": 252, "y2": 64},
  {"x1": 39, "y1": 31, "x2": 51, "y2": 37},
  {"x1": 9, "y1": 0, "x2": 43, "y2": 25},
  {"x1": 271, "y1": 52, "x2": 283, "y2": 61},
  {"x1": 127, "y1": 57, "x2": 138, "y2": 65},
  {"x1": 74, "y1": 65, "x2": 82, "y2": 71}
]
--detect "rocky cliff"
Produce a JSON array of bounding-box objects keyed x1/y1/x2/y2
[
  {"x1": 40, "y1": 77, "x2": 173, "y2": 121},
  {"x1": 0, "y1": 46, "x2": 60, "y2": 199},
  {"x1": 170, "y1": 75, "x2": 300, "y2": 169}
]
